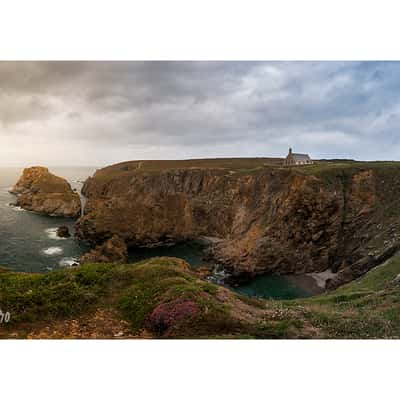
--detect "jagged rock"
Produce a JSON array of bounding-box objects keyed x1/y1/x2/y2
[
  {"x1": 312, "y1": 230, "x2": 324, "y2": 242},
  {"x1": 80, "y1": 235, "x2": 128, "y2": 264},
  {"x1": 9, "y1": 166, "x2": 81, "y2": 218},
  {"x1": 57, "y1": 226, "x2": 71, "y2": 238},
  {"x1": 195, "y1": 265, "x2": 213, "y2": 279},
  {"x1": 75, "y1": 160, "x2": 400, "y2": 285}
]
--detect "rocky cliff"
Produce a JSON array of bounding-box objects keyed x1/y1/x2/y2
[
  {"x1": 75, "y1": 159, "x2": 400, "y2": 287},
  {"x1": 10, "y1": 166, "x2": 81, "y2": 218},
  {"x1": 80, "y1": 235, "x2": 128, "y2": 264}
]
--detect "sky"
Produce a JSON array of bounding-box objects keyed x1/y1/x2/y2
[{"x1": 0, "y1": 61, "x2": 400, "y2": 167}]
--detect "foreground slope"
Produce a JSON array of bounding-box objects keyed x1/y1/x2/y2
[
  {"x1": 76, "y1": 159, "x2": 400, "y2": 287},
  {"x1": 1, "y1": 255, "x2": 400, "y2": 339}
]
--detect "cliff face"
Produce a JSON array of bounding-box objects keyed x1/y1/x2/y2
[
  {"x1": 10, "y1": 166, "x2": 81, "y2": 218},
  {"x1": 75, "y1": 160, "x2": 400, "y2": 287},
  {"x1": 80, "y1": 235, "x2": 128, "y2": 264}
]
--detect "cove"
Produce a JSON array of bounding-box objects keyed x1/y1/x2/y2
[
  {"x1": 0, "y1": 166, "x2": 322, "y2": 300},
  {"x1": 127, "y1": 241, "x2": 321, "y2": 300}
]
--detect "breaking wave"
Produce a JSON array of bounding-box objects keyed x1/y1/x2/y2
[
  {"x1": 8, "y1": 203, "x2": 25, "y2": 211},
  {"x1": 59, "y1": 257, "x2": 79, "y2": 267},
  {"x1": 45, "y1": 227, "x2": 67, "y2": 240},
  {"x1": 42, "y1": 246, "x2": 64, "y2": 256}
]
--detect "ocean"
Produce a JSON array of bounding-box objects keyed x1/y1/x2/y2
[
  {"x1": 0, "y1": 167, "x2": 94, "y2": 272},
  {"x1": 0, "y1": 166, "x2": 316, "y2": 299}
]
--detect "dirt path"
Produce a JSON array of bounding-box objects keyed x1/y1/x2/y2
[{"x1": 3, "y1": 309, "x2": 152, "y2": 339}]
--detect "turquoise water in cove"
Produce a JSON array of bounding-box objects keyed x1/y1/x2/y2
[
  {"x1": 128, "y1": 241, "x2": 207, "y2": 267},
  {"x1": 126, "y1": 242, "x2": 311, "y2": 299},
  {"x1": 234, "y1": 275, "x2": 310, "y2": 300},
  {"x1": 0, "y1": 167, "x2": 312, "y2": 299}
]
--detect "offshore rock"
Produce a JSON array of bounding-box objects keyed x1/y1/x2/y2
[
  {"x1": 57, "y1": 226, "x2": 71, "y2": 238},
  {"x1": 10, "y1": 166, "x2": 81, "y2": 218}
]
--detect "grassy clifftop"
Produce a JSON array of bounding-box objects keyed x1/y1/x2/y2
[
  {"x1": 92, "y1": 158, "x2": 400, "y2": 179},
  {"x1": 1, "y1": 255, "x2": 400, "y2": 339},
  {"x1": 294, "y1": 160, "x2": 400, "y2": 178},
  {"x1": 88, "y1": 157, "x2": 284, "y2": 183}
]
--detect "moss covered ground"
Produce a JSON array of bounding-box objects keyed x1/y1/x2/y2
[
  {"x1": 294, "y1": 160, "x2": 400, "y2": 178},
  {"x1": 1, "y1": 254, "x2": 400, "y2": 339}
]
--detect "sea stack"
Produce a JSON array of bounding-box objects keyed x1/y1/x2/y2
[{"x1": 10, "y1": 166, "x2": 81, "y2": 218}]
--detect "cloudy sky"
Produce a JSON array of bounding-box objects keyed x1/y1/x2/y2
[{"x1": 0, "y1": 61, "x2": 399, "y2": 166}]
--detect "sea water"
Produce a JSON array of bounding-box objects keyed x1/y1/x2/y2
[
  {"x1": 0, "y1": 167, "x2": 93, "y2": 272},
  {"x1": 0, "y1": 166, "x2": 315, "y2": 299}
]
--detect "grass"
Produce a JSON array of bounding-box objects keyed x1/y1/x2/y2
[
  {"x1": 117, "y1": 258, "x2": 238, "y2": 336},
  {"x1": 0, "y1": 264, "x2": 115, "y2": 324},
  {"x1": 294, "y1": 160, "x2": 400, "y2": 178},
  {"x1": 1, "y1": 254, "x2": 400, "y2": 338},
  {"x1": 290, "y1": 256, "x2": 400, "y2": 338},
  {"x1": 105, "y1": 159, "x2": 400, "y2": 176},
  {"x1": 250, "y1": 319, "x2": 306, "y2": 339},
  {"x1": 0, "y1": 257, "x2": 239, "y2": 338},
  {"x1": 88, "y1": 158, "x2": 285, "y2": 184}
]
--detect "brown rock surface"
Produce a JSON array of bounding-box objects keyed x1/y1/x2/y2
[
  {"x1": 75, "y1": 160, "x2": 400, "y2": 286},
  {"x1": 80, "y1": 235, "x2": 128, "y2": 264},
  {"x1": 57, "y1": 225, "x2": 71, "y2": 238},
  {"x1": 10, "y1": 166, "x2": 81, "y2": 218}
]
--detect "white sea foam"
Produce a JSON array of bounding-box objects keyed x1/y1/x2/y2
[
  {"x1": 59, "y1": 257, "x2": 79, "y2": 267},
  {"x1": 8, "y1": 203, "x2": 25, "y2": 211},
  {"x1": 45, "y1": 227, "x2": 67, "y2": 240},
  {"x1": 207, "y1": 265, "x2": 231, "y2": 285},
  {"x1": 42, "y1": 246, "x2": 63, "y2": 256}
]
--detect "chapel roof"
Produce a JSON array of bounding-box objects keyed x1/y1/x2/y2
[{"x1": 291, "y1": 153, "x2": 311, "y2": 161}]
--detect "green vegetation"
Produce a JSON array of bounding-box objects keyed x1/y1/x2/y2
[
  {"x1": 91, "y1": 157, "x2": 284, "y2": 182},
  {"x1": 1, "y1": 254, "x2": 400, "y2": 338},
  {"x1": 294, "y1": 160, "x2": 400, "y2": 178},
  {"x1": 0, "y1": 263, "x2": 115, "y2": 324},
  {"x1": 117, "y1": 258, "x2": 235, "y2": 336},
  {"x1": 289, "y1": 256, "x2": 400, "y2": 338},
  {"x1": 99, "y1": 158, "x2": 400, "y2": 178},
  {"x1": 0, "y1": 258, "x2": 239, "y2": 338}
]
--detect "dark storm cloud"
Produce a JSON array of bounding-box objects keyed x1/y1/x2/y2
[{"x1": 1, "y1": 61, "x2": 400, "y2": 165}]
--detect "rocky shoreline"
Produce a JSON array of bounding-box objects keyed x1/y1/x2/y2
[
  {"x1": 10, "y1": 160, "x2": 400, "y2": 292},
  {"x1": 75, "y1": 160, "x2": 400, "y2": 289}
]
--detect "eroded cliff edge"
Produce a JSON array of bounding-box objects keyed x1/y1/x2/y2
[
  {"x1": 10, "y1": 166, "x2": 81, "y2": 218},
  {"x1": 75, "y1": 159, "x2": 400, "y2": 288}
]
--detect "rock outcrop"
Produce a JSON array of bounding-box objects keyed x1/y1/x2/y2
[
  {"x1": 10, "y1": 166, "x2": 81, "y2": 218},
  {"x1": 57, "y1": 226, "x2": 71, "y2": 238},
  {"x1": 75, "y1": 160, "x2": 400, "y2": 287},
  {"x1": 80, "y1": 235, "x2": 128, "y2": 264}
]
